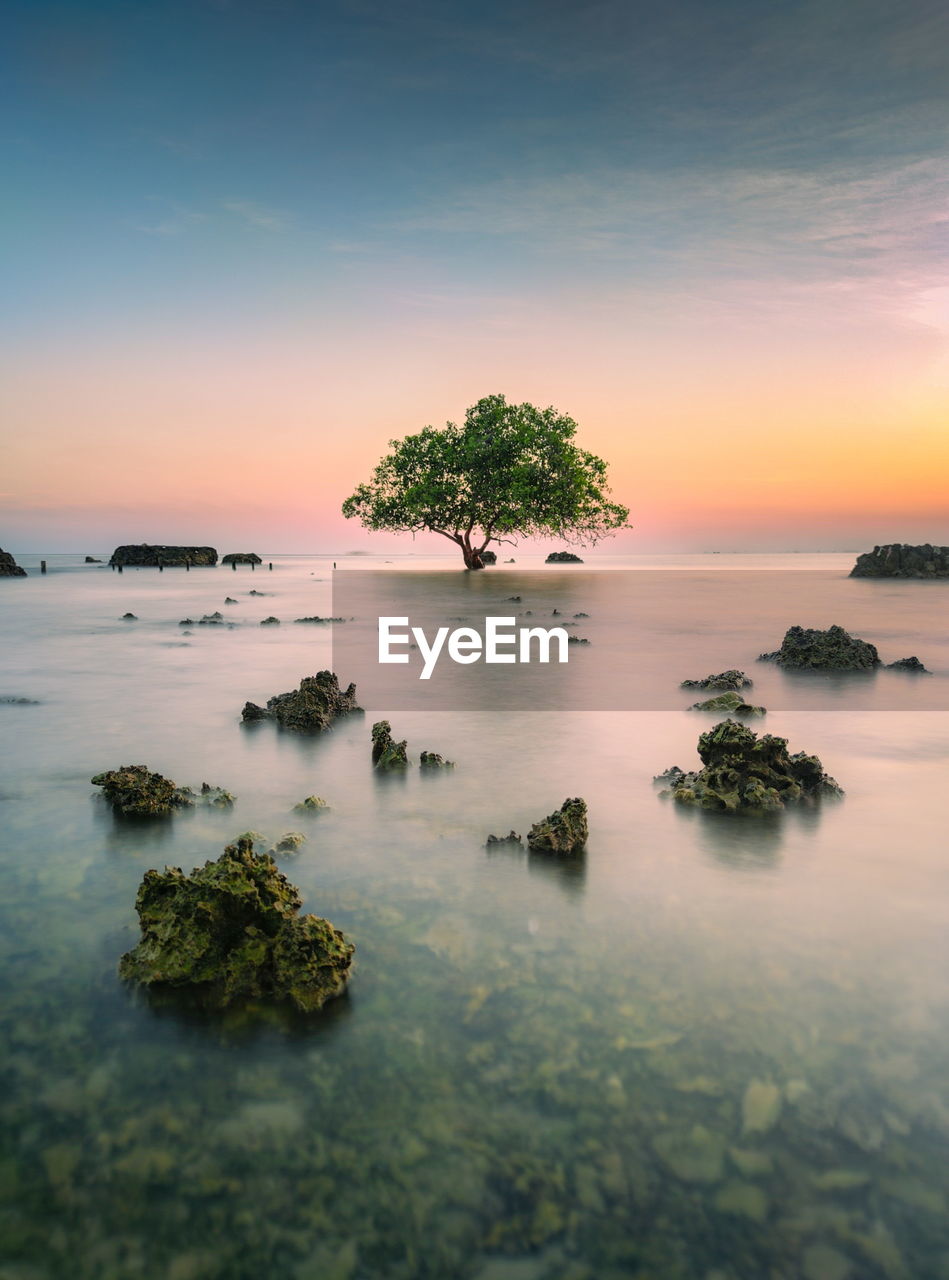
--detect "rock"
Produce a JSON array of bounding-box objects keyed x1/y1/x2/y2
[
  {"x1": 109, "y1": 544, "x2": 217, "y2": 567},
  {"x1": 810, "y1": 1169, "x2": 870, "y2": 1192},
  {"x1": 661, "y1": 719, "x2": 842, "y2": 811},
  {"x1": 270, "y1": 832, "x2": 306, "y2": 856},
  {"x1": 248, "y1": 589, "x2": 266, "y2": 596},
  {"x1": 486, "y1": 831, "x2": 523, "y2": 846},
  {"x1": 574, "y1": 611, "x2": 589, "y2": 618},
  {"x1": 0, "y1": 695, "x2": 41, "y2": 705},
  {"x1": 545, "y1": 551, "x2": 584, "y2": 563},
  {"x1": 886, "y1": 656, "x2": 930, "y2": 672},
  {"x1": 199, "y1": 782, "x2": 234, "y2": 808},
  {"x1": 179, "y1": 618, "x2": 194, "y2": 626},
  {"x1": 506, "y1": 596, "x2": 522, "y2": 602},
  {"x1": 759, "y1": 624, "x2": 880, "y2": 670},
  {"x1": 420, "y1": 751, "x2": 454, "y2": 767},
  {"x1": 681, "y1": 669, "x2": 752, "y2": 691},
  {"x1": 294, "y1": 615, "x2": 346, "y2": 623},
  {"x1": 652, "y1": 1124, "x2": 726, "y2": 1184},
  {"x1": 480, "y1": 550, "x2": 497, "y2": 564},
  {"x1": 118, "y1": 838, "x2": 354, "y2": 1012},
  {"x1": 741, "y1": 1079, "x2": 782, "y2": 1136},
  {"x1": 526, "y1": 797, "x2": 588, "y2": 853},
  {"x1": 728, "y1": 1147, "x2": 773, "y2": 1177},
  {"x1": 241, "y1": 671, "x2": 361, "y2": 732},
  {"x1": 850, "y1": 543, "x2": 949, "y2": 578},
  {"x1": 198, "y1": 612, "x2": 224, "y2": 624},
  {"x1": 91, "y1": 765, "x2": 195, "y2": 817},
  {"x1": 224, "y1": 596, "x2": 238, "y2": 604},
  {"x1": 714, "y1": 1180, "x2": 769, "y2": 1222},
  {"x1": 260, "y1": 616, "x2": 280, "y2": 625},
  {"x1": 689, "y1": 691, "x2": 766, "y2": 716},
  {"x1": 504, "y1": 558, "x2": 515, "y2": 562},
  {"x1": 84, "y1": 556, "x2": 102, "y2": 563},
  {"x1": 221, "y1": 552, "x2": 262, "y2": 565},
  {"x1": 801, "y1": 1244, "x2": 854, "y2": 1280},
  {"x1": 121, "y1": 612, "x2": 138, "y2": 620},
  {"x1": 653, "y1": 765, "x2": 686, "y2": 785},
  {"x1": 567, "y1": 636, "x2": 590, "y2": 645},
  {"x1": 0, "y1": 547, "x2": 27, "y2": 577},
  {"x1": 293, "y1": 796, "x2": 328, "y2": 812},
  {"x1": 371, "y1": 720, "x2": 408, "y2": 768}
]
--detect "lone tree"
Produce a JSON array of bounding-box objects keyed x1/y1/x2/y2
[{"x1": 342, "y1": 394, "x2": 630, "y2": 569}]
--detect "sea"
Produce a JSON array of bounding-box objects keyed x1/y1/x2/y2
[{"x1": 2, "y1": 550, "x2": 948, "y2": 1280}]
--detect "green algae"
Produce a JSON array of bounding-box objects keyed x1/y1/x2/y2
[
  {"x1": 371, "y1": 720, "x2": 409, "y2": 768},
  {"x1": 526, "y1": 798, "x2": 588, "y2": 854}
]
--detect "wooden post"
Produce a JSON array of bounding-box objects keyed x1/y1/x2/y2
[
  {"x1": 158, "y1": 561, "x2": 163, "y2": 572},
  {"x1": 118, "y1": 564, "x2": 123, "y2": 573},
  {"x1": 40, "y1": 560, "x2": 47, "y2": 574},
  {"x1": 251, "y1": 561, "x2": 255, "y2": 571},
  {"x1": 268, "y1": 562, "x2": 272, "y2": 570},
  {"x1": 232, "y1": 560, "x2": 236, "y2": 571},
  {"x1": 186, "y1": 560, "x2": 190, "y2": 571}
]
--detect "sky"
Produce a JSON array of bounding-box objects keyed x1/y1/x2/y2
[{"x1": 3, "y1": 0, "x2": 949, "y2": 553}]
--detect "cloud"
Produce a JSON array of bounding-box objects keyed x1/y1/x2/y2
[
  {"x1": 222, "y1": 200, "x2": 290, "y2": 231},
  {"x1": 136, "y1": 206, "x2": 207, "y2": 236}
]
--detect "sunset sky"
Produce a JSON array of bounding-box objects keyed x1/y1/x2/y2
[{"x1": 4, "y1": 0, "x2": 949, "y2": 553}]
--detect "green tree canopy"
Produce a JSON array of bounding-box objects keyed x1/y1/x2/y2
[{"x1": 342, "y1": 394, "x2": 630, "y2": 568}]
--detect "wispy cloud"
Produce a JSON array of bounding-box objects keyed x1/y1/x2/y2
[
  {"x1": 222, "y1": 200, "x2": 290, "y2": 231},
  {"x1": 136, "y1": 205, "x2": 207, "y2": 236}
]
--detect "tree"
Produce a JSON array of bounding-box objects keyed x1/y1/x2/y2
[{"x1": 342, "y1": 394, "x2": 630, "y2": 569}]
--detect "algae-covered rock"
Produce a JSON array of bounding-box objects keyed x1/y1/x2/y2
[
  {"x1": 121, "y1": 612, "x2": 138, "y2": 620},
  {"x1": 526, "y1": 797, "x2": 588, "y2": 853},
  {"x1": 714, "y1": 1180, "x2": 769, "y2": 1222},
  {"x1": 420, "y1": 751, "x2": 454, "y2": 768},
  {"x1": 545, "y1": 551, "x2": 583, "y2": 563},
  {"x1": 270, "y1": 832, "x2": 306, "y2": 856},
  {"x1": 660, "y1": 719, "x2": 842, "y2": 811},
  {"x1": 92, "y1": 765, "x2": 195, "y2": 817},
  {"x1": 198, "y1": 612, "x2": 224, "y2": 625},
  {"x1": 480, "y1": 549, "x2": 497, "y2": 564},
  {"x1": 109, "y1": 544, "x2": 217, "y2": 567},
  {"x1": 260, "y1": 615, "x2": 280, "y2": 625},
  {"x1": 688, "y1": 691, "x2": 766, "y2": 716},
  {"x1": 118, "y1": 838, "x2": 353, "y2": 1012},
  {"x1": 741, "y1": 1079, "x2": 782, "y2": 1136},
  {"x1": 681, "y1": 669, "x2": 752, "y2": 691},
  {"x1": 222, "y1": 552, "x2": 262, "y2": 565},
  {"x1": 0, "y1": 547, "x2": 27, "y2": 577},
  {"x1": 199, "y1": 782, "x2": 235, "y2": 808},
  {"x1": 886, "y1": 656, "x2": 930, "y2": 673},
  {"x1": 850, "y1": 542, "x2": 949, "y2": 578},
  {"x1": 293, "y1": 796, "x2": 328, "y2": 813},
  {"x1": 242, "y1": 671, "x2": 361, "y2": 732},
  {"x1": 372, "y1": 720, "x2": 408, "y2": 768},
  {"x1": 486, "y1": 831, "x2": 523, "y2": 847},
  {"x1": 652, "y1": 1124, "x2": 726, "y2": 1184},
  {"x1": 759, "y1": 624, "x2": 880, "y2": 670}
]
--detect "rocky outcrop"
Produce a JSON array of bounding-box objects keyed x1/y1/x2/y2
[
  {"x1": 420, "y1": 751, "x2": 454, "y2": 767},
  {"x1": 92, "y1": 765, "x2": 195, "y2": 816},
  {"x1": 84, "y1": 556, "x2": 102, "y2": 563},
  {"x1": 545, "y1": 551, "x2": 583, "y2": 563},
  {"x1": 118, "y1": 838, "x2": 354, "y2": 1012},
  {"x1": 659, "y1": 719, "x2": 842, "y2": 811},
  {"x1": 681, "y1": 670, "x2": 752, "y2": 691},
  {"x1": 242, "y1": 671, "x2": 361, "y2": 732},
  {"x1": 527, "y1": 798, "x2": 588, "y2": 853},
  {"x1": 294, "y1": 796, "x2": 328, "y2": 812},
  {"x1": 372, "y1": 720, "x2": 408, "y2": 768},
  {"x1": 260, "y1": 616, "x2": 280, "y2": 625},
  {"x1": 486, "y1": 831, "x2": 523, "y2": 846},
  {"x1": 109, "y1": 544, "x2": 218, "y2": 567},
  {"x1": 886, "y1": 656, "x2": 930, "y2": 673},
  {"x1": 480, "y1": 550, "x2": 497, "y2": 565},
  {"x1": 222, "y1": 552, "x2": 262, "y2": 565},
  {"x1": 294, "y1": 615, "x2": 345, "y2": 624},
  {"x1": 689, "y1": 691, "x2": 766, "y2": 716},
  {"x1": 0, "y1": 548, "x2": 27, "y2": 577},
  {"x1": 850, "y1": 544, "x2": 949, "y2": 578},
  {"x1": 759, "y1": 625, "x2": 880, "y2": 671}
]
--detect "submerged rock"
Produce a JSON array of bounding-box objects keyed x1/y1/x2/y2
[
  {"x1": 741, "y1": 1079, "x2": 783, "y2": 1136},
  {"x1": 652, "y1": 1124, "x2": 726, "y2": 1184},
  {"x1": 886, "y1": 656, "x2": 930, "y2": 673},
  {"x1": 91, "y1": 765, "x2": 195, "y2": 817},
  {"x1": 526, "y1": 797, "x2": 588, "y2": 853},
  {"x1": 270, "y1": 832, "x2": 306, "y2": 856},
  {"x1": 659, "y1": 719, "x2": 842, "y2": 811},
  {"x1": 480, "y1": 550, "x2": 497, "y2": 564},
  {"x1": 0, "y1": 547, "x2": 27, "y2": 577},
  {"x1": 545, "y1": 551, "x2": 584, "y2": 563},
  {"x1": 118, "y1": 838, "x2": 354, "y2": 1012},
  {"x1": 486, "y1": 831, "x2": 523, "y2": 846},
  {"x1": 199, "y1": 782, "x2": 234, "y2": 808},
  {"x1": 567, "y1": 635, "x2": 590, "y2": 645},
  {"x1": 681, "y1": 669, "x2": 752, "y2": 691},
  {"x1": 260, "y1": 616, "x2": 280, "y2": 625},
  {"x1": 372, "y1": 720, "x2": 408, "y2": 768},
  {"x1": 109, "y1": 544, "x2": 217, "y2": 567},
  {"x1": 850, "y1": 543, "x2": 949, "y2": 578},
  {"x1": 224, "y1": 596, "x2": 238, "y2": 604},
  {"x1": 689, "y1": 691, "x2": 766, "y2": 716},
  {"x1": 420, "y1": 751, "x2": 454, "y2": 767},
  {"x1": 198, "y1": 612, "x2": 224, "y2": 625},
  {"x1": 84, "y1": 555, "x2": 102, "y2": 563},
  {"x1": 294, "y1": 615, "x2": 346, "y2": 623},
  {"x1": 221, "y1": 552, "x2": 262, "y2": 565},
  {"x1": 293, "y1": 796, "x2": 328, "y2": 812},
  {"x1": 759, "y1": 624, "x2": 880, "y2": 670},
  {"x1": 241, "y1": 671, "x2": 361, "y2": 732},
  {"x1": 121, "y1": 612, "x2": 138, "y2": 620}
]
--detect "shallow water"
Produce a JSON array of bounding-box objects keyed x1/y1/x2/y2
[{"x1": 2, "y1": 553, "x2": 949, "y2": 1279}]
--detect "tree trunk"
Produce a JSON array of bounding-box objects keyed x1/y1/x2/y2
[{"x1": 462, "y1": 536, "x2": 485, "y2": 570}]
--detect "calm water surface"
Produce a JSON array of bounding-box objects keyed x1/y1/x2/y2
[{"x1": 2, "y1": 552, "x2": 949, "y2": 1280}]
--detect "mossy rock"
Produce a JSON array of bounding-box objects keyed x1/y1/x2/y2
[
  {"x1": 759, "y1": 624, "x2": 879, "y2": 670},
  {"x1": 526, "y1": 797, "x2": 588, "y2": 853},
  {"x1": 419, "y1": 751, "x2": 454, "y2": 768},
  {"x1": 293, "y1": 795, "x2": 328, "y2": 812},
  {"x1": 118, "y1": 839, "x2": 353, "y2": 1012},
  {"x1": 372, "y1": 720, "x2": 408, "y2": 768},
  {"x1": 659, "y1": 719, "x2": 842, "y2": 811},
  {"x1": 680, "y1": 669, "x2": 752, "y2": 691},
  {"x1": 91, "y1": 765, "x2": 195, "y2": 817},
  {"x1": 242, "y1": 671, "x2": 362, "y2": 732},
  {"x1": 689, "y1": 691, "x2": 766, "y2": 716}
]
